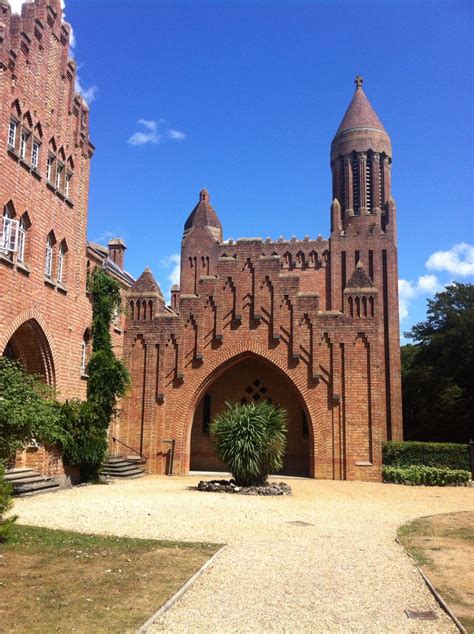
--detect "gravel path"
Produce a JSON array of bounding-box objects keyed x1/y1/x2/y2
[{"x1": 13, "y1": 476, "x2": 473, "y2": 633}]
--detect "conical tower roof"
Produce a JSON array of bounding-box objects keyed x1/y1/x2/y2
[
  {"x1": 184, "y1": 189, "x2": 222, "y2": 240},
  {"x1": 336, "y1": 77, "x2": 386, "y2": 135},
  {"x1": 331, "y1": 77, "x2": 391, "y2": 161}
]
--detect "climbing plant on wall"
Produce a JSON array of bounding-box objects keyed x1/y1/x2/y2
[{"x1": 62, "y1": 268, "x2": 130, "y2": 479}]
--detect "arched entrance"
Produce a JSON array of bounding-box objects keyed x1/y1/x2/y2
[
  {"x1": 190, "y1": 355, "x2": 311, "y2": 476},
  {"x1": 2, "y1": 319, "x2": 55, "y2": 386}
]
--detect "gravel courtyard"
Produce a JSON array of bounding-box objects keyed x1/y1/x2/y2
[{"x1": 13, "y1": 476, "x2": 473, "y2": 633}]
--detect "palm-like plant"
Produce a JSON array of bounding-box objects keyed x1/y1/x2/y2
[{"x1": 210, "y1": 401, "x2": 287, "y2": 486}]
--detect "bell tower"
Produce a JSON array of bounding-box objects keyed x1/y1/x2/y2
[{"x1": 329, "y1": 77, "x2": 402, "y2": 441}]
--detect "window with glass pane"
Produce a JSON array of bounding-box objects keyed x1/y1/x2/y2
[
  {"x1": 45, "y1": 236, "x2": 53, "y2": 277},
  {"x1": 56, "y1": 163, "x2": 63, "y2": 189},
  {"x1": 57, "y1": 244, "x2": 64, "y2": 283},
  {"x1": 8, "y1": 120, "x2": 17, "y2": 148},
  {"x1": 31, "y1": 141, "x2": 40, "y2": 168},
  {"x1": 65, "y1": 172, "x2": 71, "y2": 197},
  {"x1": 17, "y1": 218, "x2": 26, "y2": 262},
  {"x1": 20, "y1": 132, "x2": 28, "y2": 159},
  {"x1": 47, "y1": 155, "x2": 54, "y2": 182},
  {"x1": 81, "y1": 339, "x2": 87, "y2": 372}
]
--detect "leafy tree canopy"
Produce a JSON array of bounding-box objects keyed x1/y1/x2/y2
[{"x1": 402, "y1": 282, "x2": 473, "y2": 442}]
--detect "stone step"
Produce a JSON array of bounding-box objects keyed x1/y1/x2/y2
[
  {"x1": 102, "y1": 455, "x2": 147, "y2": 479},
  {"x1": 102, "y1": 467, "x2": 145, "y2": 478},
  {"x1": 9, "y1": 475, "x2": 51, "y2": 486},
  {"x1": 5, "y1": 469, "x2": 37, "y2": 481},
  {"x1": 14, "y1": 480, "x2": 60, "y2": 497},
  {"x1": 5, "y1": 468, "x2": 61, "y2": 497},
  {"x1": 102, "y1": 462, "x2": 137, "y2": 471}
]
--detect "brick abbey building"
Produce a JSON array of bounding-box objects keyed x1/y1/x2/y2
[
  {"x1": 1, "y1": 1, "x2": 402, "y2": 481},
  {"x1": 117, "y1": 76, "x2": 403, "y2": 482}
]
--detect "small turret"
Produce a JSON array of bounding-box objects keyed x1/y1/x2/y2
[{"x1": 128, "y1": 268, "x2": 165, "y2": 321}]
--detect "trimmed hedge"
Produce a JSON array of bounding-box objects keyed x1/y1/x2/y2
[
  {"x1": 382, "y1": 465, "x2": 470, "y2": 486},
  {"x1": 383, "y1": 441, "x2": 470, "y2": 471}
]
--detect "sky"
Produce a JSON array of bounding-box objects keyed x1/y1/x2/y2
[{"x1": 11, "y1": 0, "x2": 473, "y2": 339}]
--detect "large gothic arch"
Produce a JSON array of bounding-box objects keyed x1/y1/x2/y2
[
  {"x1": 180, "y1": 345, "x2": 316, "y2": 476},
  {"x1": 2, "y1": 318, "x2": 56, "y2": 386}
]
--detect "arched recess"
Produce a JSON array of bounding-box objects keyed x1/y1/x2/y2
[
  {"x1": 2, "y1": 318, "x2": 56, "y2": 386},
  {"x1": 185, "y1": 350, "x2": 314, "y2": 477}
]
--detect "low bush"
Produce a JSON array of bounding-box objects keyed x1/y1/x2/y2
[
  {"x1": 0, "y1": 464, "x2": 17, "y2": 542},
  {"x1": 382, "y1": 441, "x2": 470, "y2": 471},
  {"x1": 382, "y1": 465, "x2": 471, "y2": 486}
]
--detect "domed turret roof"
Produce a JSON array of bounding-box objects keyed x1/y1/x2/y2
[{"x1": 184, "y1": 189, "x2": 222, "y2": 233}]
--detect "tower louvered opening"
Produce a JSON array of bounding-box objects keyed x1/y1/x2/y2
[
  {"x1": 352, "y1": 154, "x2": 360, "y2": 215},
  {"x1": 366, "y1": 153, "x2": 373, "y2": 212}
]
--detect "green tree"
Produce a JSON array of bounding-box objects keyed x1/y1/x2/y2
[
  {"x1": 0, "y1": 358, "x2": 66, "y2": 466},
  {"x1": 211, "y1": 401, "x2": 287, "y2": 486},
  {"x1": 402, "y1": 282, "x2": 473, "y2": 442}
]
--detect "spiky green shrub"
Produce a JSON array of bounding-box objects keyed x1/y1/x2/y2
[
  {"x1": 210, "y1": 401, "x2": 287, "y2": 487},
  {"x1": 0, "y1": 464, "x2": 17, "y2": 542}
]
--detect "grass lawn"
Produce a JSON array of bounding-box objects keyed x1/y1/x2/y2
[
  {"x1": 0, "y1": 524, "x2": 220, "y2": 633},
  {"x1": 398, "y1": 511, "x2": 474, "y2": 633}
]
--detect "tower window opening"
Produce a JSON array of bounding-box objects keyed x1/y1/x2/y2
[
  {"x1": 341, "y1": 157, "x2": 346, "y2": 213},
  {"x1": 366, "y1": 155, "x2": 373, "y2": 212},
  {"x1": 379, "y1": 159, "x2": 384, "y2": 207},
  {"x1": 352, "y1": 155, "x2": 360, "y2": 214}
]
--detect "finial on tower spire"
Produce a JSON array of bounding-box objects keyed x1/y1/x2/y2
[{"x1": 354, "y1": 75, "x2": 364, "y2": 89}]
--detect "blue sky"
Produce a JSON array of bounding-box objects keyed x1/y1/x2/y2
[{"x1": 26, "y1": 0, "x2": 474, "y2": 337}]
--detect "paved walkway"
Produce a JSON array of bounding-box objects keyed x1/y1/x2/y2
[{"x1": 14, "y1": 476, "x2": 473, "y2": 633}]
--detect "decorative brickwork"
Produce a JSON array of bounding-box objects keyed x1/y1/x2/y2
[{"x1": 119, "y1": 77, "x2": 402, "y2": 482}]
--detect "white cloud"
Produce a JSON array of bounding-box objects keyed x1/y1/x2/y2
[
  {"x1": 162, "y1": 254, "x2": 181, "y2": 287},
  {"x1": 75, "y1": 75, "x2": 97, "y2": 104},
  {"x1": 9, "y1": 0, "x2": 65, "y2": 13},
  {"x1": 128, "y1": 120, "x2": 187, "y2": 147},
  {"x1": 160, "y1": 254, "x2": 180, "y2": 305},
  {"x1": 426, "y1": 242, "x2": 474, "y2": 277},
  {"x1": 167, "y1": 129, "x2": 186, "y2": 141},
  {"x1": 398, "y1": 274, "x2": 441, "y2": 320}
]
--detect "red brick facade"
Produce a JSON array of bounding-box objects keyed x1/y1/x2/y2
[
  {"x1": 118, "y1": 78, "x2": 403, "y2": 482},
  {"x1": 0, "y1": 1, "x2": 131, "y2": 476}
]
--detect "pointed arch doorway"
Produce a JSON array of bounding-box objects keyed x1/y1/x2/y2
[{"x1": 190, "y1": 355, "x2": 311, "y2": 477}]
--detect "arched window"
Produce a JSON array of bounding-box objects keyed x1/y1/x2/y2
[
  {"x1": 1, "y1": 206, "x2": 12, "y2": 255},
  {"x1": 44, "y1": 233, "x2": 55, "y2": 278},
  {"x1": 57, "y1": 241, "x2": 67, "y2": 284},
  {"x1": 17, "y1": 215, "x2": 27, "y2": 263},
  {"x1": 81, "y1": 330, "x2": 91, "y2": 375}
]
